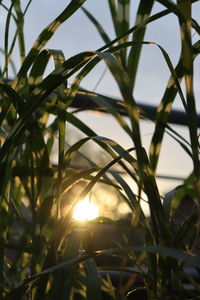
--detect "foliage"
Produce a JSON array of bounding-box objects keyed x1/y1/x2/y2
[{"x1": 0, "y1": 0, "x2": 200, "y2": 299}]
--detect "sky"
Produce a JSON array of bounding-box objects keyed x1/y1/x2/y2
[{"x1": 2, "y1": 0, "x2": 200, "y2": 197}]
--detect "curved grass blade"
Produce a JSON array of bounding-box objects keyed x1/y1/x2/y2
[
  {"x1": 64, "y1": 136, "x2": 136, "y2": 170},
  {"x1": 61, "y1": 167, "x2": 100, "y2": 196},
  {"x1": 5, "y1": 252, "x2": 98, "y2": 299},
  {"x1": 149, "y1": 42, "x2": 187, "y2": 110},
  {"x1": 164, "y1": 181, "x2": 196, "y2": 218},
  {"x1": 28, "y1": 49, "x2": 52, "y2": 90},
  {"x1": 12, "y1": 0, "x2": 87, "y2": 89},
  {"x1": 0, "y1": 83, "x2": 26, "y2": 112},
  {"x1": 157, "y1": 0, "x2": 199, "y2": 16},
  {"x1": 99, "y1": 245, "x2": 200, "y2": 268},
  {"x1": 0, "y1": 51, "x2": 96, "y2": 162},
  {"x1": 110, "y1": 171, "x2": 147, "y2": 227},
  {"x1": 80, "y1": 90, "x2": 193, "y2": 161},
  {"x1": 81, "y1": 7, "x2": 111, "y2": 44},
  {"x1": 6, "y1": 244, "x2": 200, "y2": 298},
  {"x1": 66, "y1": 56, "x2": 101, "y2": 109},
  {"x1": 173, "y1": 212, "x2": 198, "y2": 249},
  {"x1": 47, "y1": 108, "x2": 136, "y2": 180},
  {"x1": 95, "y1": 50, "x2": 172, "y2": 243},
  {"x1": 69, "y1": 147, "x2": 135, "y2": 211},
  {"x1": 149, "y1": 39, "x2": 200, "y2": 170},
  {"x1": 96, "y1": 40, "x2": 188, "y2": 154},
  {"x1": 192, "y1": 18, "x2": 200, "y2": 35},
  {"x1": 29, "y1": 51, "x2": 95, "y2": 103},
  {"x1": 164, "y1": 125, "x2": 193, "y2": 158},
  {"x1": 2, "y1": 0, "x2": 32, "y2": 77},
  {"x1": 0, "y1": 84, "x2": 50, "y2": 162},
  {"x1": 95, "y1": 50, "x2": 141, "y2": 153},
  {"x1": 97, "y1": 9, "x2": 171, "y2": 53},
  {"x1": 98, "y1": 40, "x2": 200, "y2": 173},
  {"x1": 77, "y1": 88, "x2": 192, "y2": 149},
  {"x1": 85, "y1": 92, "x2": 132, "y2": 138},
  {"x1": 92, "y1": 136, "x2": 136, "y2": 167}
]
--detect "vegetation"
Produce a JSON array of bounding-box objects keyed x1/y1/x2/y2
[{"x1": 0, "y1": 0, "x2": 200, "y2": 299}]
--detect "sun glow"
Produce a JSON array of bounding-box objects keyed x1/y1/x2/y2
[{"x1": 73, "y1": 197, "x2": 99, "y2": 221}]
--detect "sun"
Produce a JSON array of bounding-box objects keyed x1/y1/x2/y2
[{"x1": 72, "y1": 196, "x2": 99, "y2": 221}]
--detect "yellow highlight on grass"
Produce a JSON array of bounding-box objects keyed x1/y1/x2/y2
[{"x1": 73, "y1": 196, "x2": 99, "y2": 221}]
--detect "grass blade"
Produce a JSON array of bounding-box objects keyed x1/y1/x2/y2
[
  {"x1": 128, "y1": 0, "x2": 154, "y2": 91},
  {"x1": 81, "y1": 7, "x2": 111, "y2": 44},
  {"x1": 85, "y1": 258, "x2": 102, "y2": 300},
  {"x1": 12, "y1": 0, "x2": 87, "y2": 89},
  {"x1": 177, "y1": 0, "x2": 200, "y2": 182}
]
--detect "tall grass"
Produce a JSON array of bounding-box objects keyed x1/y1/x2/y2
[{"x1": 0, "y1": 0, "x2": 200, "y2": 299}]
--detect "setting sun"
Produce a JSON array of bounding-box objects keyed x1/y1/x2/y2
[{"x1": 72, "y1": 197, "x2": 99, "y2": 221}]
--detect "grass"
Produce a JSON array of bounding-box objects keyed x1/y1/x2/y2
[{"x1": 0, "y1": 0, "x2": 200, "y2": 299}]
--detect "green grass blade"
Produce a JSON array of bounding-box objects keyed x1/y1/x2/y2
[
  {"x1": 98, "y1": 8, "x2": 171, "y2": 52},
  {"x1": 87, "y1": 93, "x2": 132, "y2": 138},
  {"x1": 85, "y1": 258, "x2": 102, "y2": 300},
  {"x1": 97, "y1": 40, "x2": 189, "y2": 182},
  {"x1": 110, "y1": 171, "x2": 147, "y2": 226},
  {"x1": 7, "y1": 243, "x2": 200, "y2": 298},
  {"x1": 64, "y1": 136, "x2": 136, "y2": 171},
  {"x1": 73, "y1": 147, "x2": 135, "y2": 206},
  {"x1": 12, "y1": 0, "x2": 87, "y2": 89},
  {"x1": 61, "y1": 168, "x2": 100, "y2": 195},
  {"x1": 100, "y1": 246, "x2": 200, "y2": 268},
  {"x1": 116, "y1": 0, "x2": 130, "y2": 38},
  {"x1": 6, "y1": 252, "x2": 98, "y2": 298},
  {"x1": 151, "y1": 42, "x2": 187, "y2": 110},
  {"x1": 0, "y1": 83, "x2": 25, "y2": 112},
  {"x1": 165, "y1": 128, "x2": 193, "y2": 159},
  {"x1": 95, "y1": 50, "x2": 172, "y2": 243},
  {"x1": 192, "y1": 18, "x2": 200, "y2": 34},
  {"x1": 28, "y1": 49, "x2": 52, "y2": 90},
  {"x1": 81, "y1": 7, "x2": 111, "y2": 44},
  {"x1": 115, "y1": 0, "x2": 130, "y2": 67},
  {"x1": 92, "y1": 136, "x2": 136, "y2": 167},
  {"x1": 0, "y1": 47, "x2": 17, "y2": 77},
  {"x1": 139, "y1": 148, "x2": 171, "y2": 243},
  {"x1": 49, "y1": 49, "x2": 66, "y2": 220},
  {"x1": 45, "y1": 230, "x2": 82, "y2": 299},
  {"x1": 0, "y1": 148, "x2": 18, "y2": 295},
  {"x1": 128, "y1": 0, "x2": 154, "y2": 91},
  {"x1": 2, "y1": 0, "x2": 32, "y2": 77},
  {"x1": 177, "y1": 0, "x2": 200, "y2": 181},
  {"x1": 107, "y1": 0, "x2": 118, "y2": 35},
  {"x1": 0, "y1": 51, "x2": 96, "y2": 163},
  {"x1": 149, "y1": 40, "x2": 200, "y2": 171},
  {"x1": 47, "y1": 108, "x2": 136, "y2": 180},
  {"x1": 4, "y1": 1, "x2": 15, "y2": 79},
  {"x1": 13, "y1": 0, "x2": 26, "y2": 63}
]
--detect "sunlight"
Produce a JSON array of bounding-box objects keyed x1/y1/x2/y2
[{"x1": 72, "y1": 196, "x2": 99, "y2": 221}]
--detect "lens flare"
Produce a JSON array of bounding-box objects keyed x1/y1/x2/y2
[{"x1": 73, "y1": 197, "x2": 99, "y2": 221}]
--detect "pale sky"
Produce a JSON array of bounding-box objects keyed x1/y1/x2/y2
[{"x1": 3, "y1": 0, "x2": 200, "y2": 195}]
